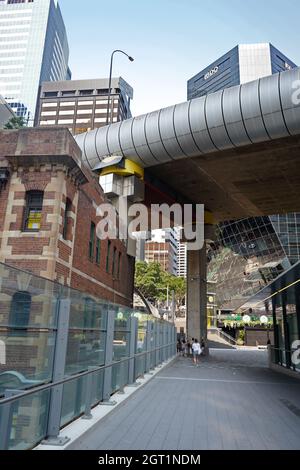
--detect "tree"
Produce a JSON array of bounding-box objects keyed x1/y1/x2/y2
[
  {"x1": 4, "y1": 116, "x2": 26, "y2": 129},
  {"x1": 135, "y1": 261, "x2": 186, "y2": 311},
  {"x1": 135, "y1": 261, "x2": 163, "y2": 302}
]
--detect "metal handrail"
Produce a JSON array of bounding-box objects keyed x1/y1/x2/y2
[
  {"x1": 0, "y1": 342, "x2": 175, "y2": 406},
  {"x1": 270, "y1": 346, "x2": 294, "y2": 354},
  {"x1": 217, "y1": 329, "x2": 237, "y2": 345}
]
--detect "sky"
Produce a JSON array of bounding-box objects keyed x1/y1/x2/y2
[{"x1": 59, "y1": 0, "x2": 300, "y2": 117}]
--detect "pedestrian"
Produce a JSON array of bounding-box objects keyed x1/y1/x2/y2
[{"x1": 192, "y1": 339, "x2": 201, "y2": 365}]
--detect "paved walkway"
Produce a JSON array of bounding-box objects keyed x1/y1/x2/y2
[{"x1": 92, "y1": 350, "x2": 300, "y2": 450}]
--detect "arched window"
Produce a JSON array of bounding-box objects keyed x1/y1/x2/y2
[
  {"x1": 23, "y1": 190, "x2": 44, "y2": 232},
  {"x1": 9, "y1": 291, "x2": 31, "y2": 335},
  {"x1": 63, "y1": 198, "x2": 72, "y2": 240}
]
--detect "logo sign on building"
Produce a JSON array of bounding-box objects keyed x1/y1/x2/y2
[
  {"x1": 260, "y1": 315, "x2": 268, "y2": 325},
  {"x1": 204, "y1": 66, "x2": 219, "y2": 80},
  {"x1": 243, "y1": 315, "x2": 251, "y2": 324}
]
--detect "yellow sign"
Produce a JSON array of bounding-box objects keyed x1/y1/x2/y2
[{"x1": 28, "y1": 210, "x2": 42, "y2": 230}]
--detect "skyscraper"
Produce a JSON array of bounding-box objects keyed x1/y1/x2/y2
[
  {"x1": 177, "y1": 241, "x2": 187, "y2": 278},
  {"x1": 0, "y1": 0, "x2": 71, "y2": 122}
]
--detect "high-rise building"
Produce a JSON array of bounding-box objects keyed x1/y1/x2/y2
[
  {"x1": 188, "y1": 43, "x2": 296, "y2": 99},
  {"x1": 177, "y1": 241, "x2": 187, "y2": 278},
  {"x1": 0, "y1": 0, "x2": 71, "y2": 122},
  {"x1": 35, "y1": 77, "x2": 133, "y2": 135},
  {"x1": 187, "y1": 43, "x2": 300, "y2": 311},
  {"x1": 0, "y1": 94, "x2": 13, "y2": 127},
  {"x1": 145, "y1": 229, "x2": 178, "y2": 275}
]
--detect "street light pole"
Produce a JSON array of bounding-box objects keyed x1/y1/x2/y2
[{"x1": 106, "y1": 49, "x2": 134, "y2": 125}]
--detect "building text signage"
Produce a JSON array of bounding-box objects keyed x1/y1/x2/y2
[{"x1": 204, "y1": 66, "x2": 219, "y2": 80}]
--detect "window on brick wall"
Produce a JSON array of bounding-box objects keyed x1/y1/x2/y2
[
  {"x1": 106, "y1": 240, "x2": 111, "y2": 273},
  {"x1": 112, "y1": 247, "x2": 117, "y2": 277},
  {"x1": 63, "y1": 198, "x2": 72, "y2": 240},
  {"x1": 89, "y1": 222, "x2": 96, "y2": 261},
  {"x1": 117, "y1": 252, "x2": 122, "y2": 279},
  {"x1": 96, "y1": 238, "x2": 101, "y2": 265},
  {"x1": 9, "y1": 291, "x2": 31, "y2": 336},
  {"x1": 23, "y1": 191, "x2": 44, "y2": 232}
]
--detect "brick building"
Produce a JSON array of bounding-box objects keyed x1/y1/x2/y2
[{"x1": 0, "y1": 127, "x2": 134, "y2": 306}]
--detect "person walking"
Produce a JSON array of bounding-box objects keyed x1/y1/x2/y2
[{"x1": 192, "y1": 339, "x2": 201, "y2": 365}]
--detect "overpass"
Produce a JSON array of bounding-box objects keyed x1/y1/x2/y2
[{"x1": 74, "y1": 66, "x2": 300, "y2": 342}]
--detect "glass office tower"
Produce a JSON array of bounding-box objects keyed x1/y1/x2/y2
[
  {"x1": 187, "y1": 43, "x2": 300, "y2": 312},
  {"x1": 0, "y1": 0, "x2": 71, "y2": 122}
]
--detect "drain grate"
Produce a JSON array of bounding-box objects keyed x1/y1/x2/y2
[{"x1": 279, "y1": 398, "x2": 300, "y2": 418}]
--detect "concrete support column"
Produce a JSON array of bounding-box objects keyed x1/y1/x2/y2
[{"x1": 186, "y1": 242, "x2": 207, "y2": 344}]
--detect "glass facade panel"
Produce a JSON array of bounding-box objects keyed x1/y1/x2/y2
[
  {"x1": 0, "y1": 389, "x2": 50, "y2": 450},
  {"x1": 0, "y1": 262, "x2": 176, "y2": 449},
  {"x1": 238, "y1": 262, "x2": 300, "y2": 372}
]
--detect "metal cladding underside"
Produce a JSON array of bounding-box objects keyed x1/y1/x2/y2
[
  {"x1": 75, "y1": 67, "x2": 300, "y2": 169},
  {"x1": 74, "y1": 67, "x2": 300, "y2": 221}
]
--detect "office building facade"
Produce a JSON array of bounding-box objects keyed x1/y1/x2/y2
[
  {"x1": 0, "y1": 0, "x2": 71, "y2": 122},
  {"x1": 35, "y1": 77, "x2": 133, "y2": 135},
  {"x1": 188, "y1": 43, "x2": 296, "y2": 100},
  {"x1": 187, "y1": 43, "x2": 299, "y2": 311},
  {"x1": 177, "y1": 241, "x2": 187, "y2": 278},
  {"x1": 145, "y1": 229, "x2": 178, "y2": 275}
]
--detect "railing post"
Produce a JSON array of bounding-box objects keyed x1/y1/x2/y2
[
  {"x1": 41, "y1": 298, "x2": 71, "y2": 446},
  {"x1": 128, "y1": 316, "x2": 138, "y2": 386},
  {"x1": 101, "y1": 309, "x2": 116, "y2": 405},
  {"x1": 167, "y1": 324, "x2": 171, "y2": 359},
  {"x1": 155, "y1": 322, "x2": 160, "y2": 366},
  {"x1": 118, "y1": 361, "x2": 126, "y2": 395},
  {"x1": 82, "y1": 367, "x2": 97, "y2": 420},
  {"x1": 0, "y1": 390, "x2": 22, "y2": 450},
  {"x1": 173, "y1": 325, "x2": 177, "y2": 356},
  {"x1": 145, "y1": 320, "x2": 151, "y2": 373},
  {"x1": 163, "y1": 322, "x2": 167, "y2": 362},
  {"x1": 166, "y1": 323, "x2": 170, "y2": 360},
  {"x1": 149, "y1": 322, "x2": 155, "y2": 371},
  {"x1": 165, "y1": 324, "x2": 169, "y2": 360}
]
